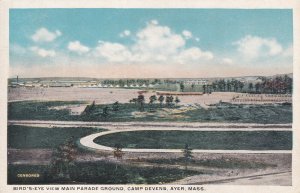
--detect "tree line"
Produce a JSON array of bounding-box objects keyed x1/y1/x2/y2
[
  {"x1": 209, "y1": 75, "x2": 292, "y2": 94},
  {"x1": 101, "y1": 79, "x2": 164, "y2": 86}
]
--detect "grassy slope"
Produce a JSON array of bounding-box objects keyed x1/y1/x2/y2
[{"x1": 8, "y1": 101, "x2": 292, "y2": 124}]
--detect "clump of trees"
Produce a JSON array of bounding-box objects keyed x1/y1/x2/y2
[
  {"x1": 211, "y1": 79, "x2": 245, "y2": 92},
  {"x1": 129, "y1": 94, "x2": 146, "y2": 111},
  {"x1": 202, "y1": 85, "x2": 212, "y2": 94},
  {"x1": 81, "y1": 101, "x2": 121, "y2": 120},
  {"x1": 252, "y1": 76, "x2": 293, "y2": 94},
  {"x1": 210, "y1": 75, "x2": 292, "y2": 94},
  {"x1": 101, "y1": 78, "x2": 163, "y2": 87},
  {"x1": 130, "y1": 94, "x2": 180, "y2": 112}
]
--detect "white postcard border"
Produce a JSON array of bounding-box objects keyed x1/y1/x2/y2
[{"x1": 0, "y1": 0, "x2": 299, "y2": 193}]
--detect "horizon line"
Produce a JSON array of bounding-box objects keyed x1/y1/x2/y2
[{"x1": 8, "y1": 72, "x2": 293, "y2": 80}]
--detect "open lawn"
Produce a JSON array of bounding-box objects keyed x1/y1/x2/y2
[
  {"x1": 8, "y1": 125, "x2": 105, "y2": 149},
  {"x1": 94, "y1": 130, "x2": 292, "y2": 150},
  {"x1": 8, "y1": 101, "x2": 292, "y2": 124}
]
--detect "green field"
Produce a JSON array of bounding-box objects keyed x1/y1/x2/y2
[
  {"x1": 8, "y1": 161, "x2": 201, "y2": 184},
  {"x1": 8, "y1": 101, "x2": 292, "y2": 124},
  {"x1": 8, "y1": 125, "x2": 105, "y2": 149},
  {"x1": 94, "y1": 130, "x2": 292, "y2": 150}
]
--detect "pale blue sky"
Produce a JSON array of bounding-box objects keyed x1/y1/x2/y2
[{"x1": 9, "y1": 9, "x2": 293, "y2": 78}]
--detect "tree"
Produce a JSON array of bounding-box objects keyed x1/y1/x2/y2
[
  {"x1": 248, "y1": 83, "x2": 254, "y2": 92},
  {"x1": 102, "y1": 106, "x2": 109, "y2": 119},
  {"x1": 226, "y1": 80, "x2": 232, "y2": 92},
  {"x1": 165, "y1": 95, "x2": 174, "y2": 107},
  {"x1": 49, "y1": 137, "x2": 77, "y2": 181},
  {"x1": 137, "y1": 94, "x2": 145, "y2": 112},
  {"x1": 191, "y1": 84, "x2": 195, "y2": 91},
  {"x1": 232, "y1": 80, "x2": 239, "y2": 92},
  {"x1": 255, "y1": 82, "x2": 261, "y2": 93},
  {"x1": 182, "y1": 143, "x2": 193, "y2": 170},
  {"x1": 112, "y1": 101, "x2": 120, "y2": 111},
  {"x1": 113, "y1": 143, "x2": 125, "y2": 170},
  {"x1": 175, "y1": 97, "x2": 180, "y2": 106},
  {"x1": 180, "y1": 82, "x2": 185, "y2": 92},
  {"x1": 212, "y1": 82, "x2": 217, "y2": 92},
  {"x1": 118, "y1": 79, "x2": 125, "y2": 87},
  {"x1": 113, "y1": 144, "x2": 124, "y2": 160},
  {"x1": 217, "y1": 79, "x2": 226, "y2": 91},
  {"x1": 207, "y1": 85, "x2": 212, "y2": 94},
  {"x1": 153, "y1": 79, "x2": 161, "y2": 84},
  {"x1": 149, "y1": 95, "x2": 157, "y2": 104},
  {"x1": 238, "y1": 81, "x2": 245, "y2": 92},
  {"x1": 158, "y1": 95, "x2": 165, "y2": 108},
  {"x1": 202, "y1": 85, "x2": 207, "y2": 93},
  {"x1": 149, "y1": 95, "x2": 157, "y2": 111},
  {"x1": 284, "y1": 75, "x2": 293, "y2": 93}
]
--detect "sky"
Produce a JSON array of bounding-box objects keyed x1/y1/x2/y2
[{"x1": 9, "y1": 9, "x2": 293, "y2": 78}]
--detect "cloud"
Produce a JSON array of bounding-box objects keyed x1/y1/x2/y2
[
  {"x1": 234, "y1": 35, "x2": 283, "y2": 59},
  {"x1": 91, "y1": 20, "x2": 214, "y2": 65},
  {"x1": 177, "y1": 47, "x2": 213, "y2": 64},
  {"x1": 133, "y1": 21, "x2": 185, "y2": 57},
  {"x1": 68, "y1": 41, "x2": 90, "y2": 54},
  {"x1": 222, "y1": 58, "x2": 233, "y2": 65},
  {"x1": 119, "y1": 30, "x2": 131, "y2": 38},
  {"x1": 20, "y1": 20, "x2": 215, "y2": 66},
  {"x1": 182, "y1": 30, "x2": 192, "y2": 39},
  {"x1": 12, "y1": 20, "x2": 227, "y2": 78},
  {"x1": 30, "y1": 46, "x2": 56, "y2": 57},
  {"x1": 94, "y1": 42, "x2": 132, "y2": 63},
  {"x1": 31, "y1": 28, "x2": 62, "y2": 42}
]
